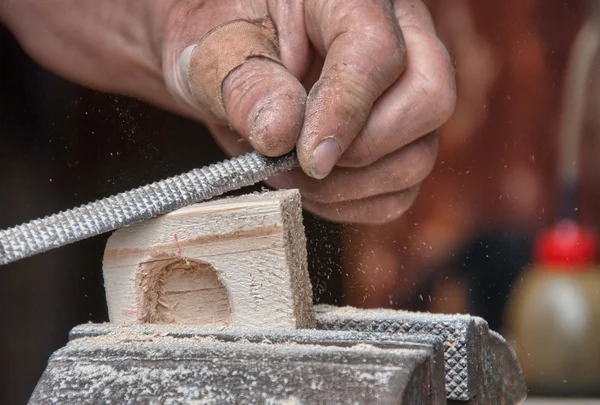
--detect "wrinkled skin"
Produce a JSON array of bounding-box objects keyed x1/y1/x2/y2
[{"x1": 0, "y1": 0, "x2": 456, "y2": 224}]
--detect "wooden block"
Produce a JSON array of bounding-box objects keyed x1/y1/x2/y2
[{"x1": 102, "y1": 189, "x2": 314, "y2": 330}]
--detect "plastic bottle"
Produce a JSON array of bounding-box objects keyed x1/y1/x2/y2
[{"x1": 505, "y1": 220, "x2": 600, "y2": 396}]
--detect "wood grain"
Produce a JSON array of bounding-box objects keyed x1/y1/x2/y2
[{"x1": 102, "y1": 189, "x2": 315, "y2": 330}]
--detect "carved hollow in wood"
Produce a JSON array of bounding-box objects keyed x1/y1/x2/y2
[{"x1": 102, "y1": 189, "x2": 315, "y2": 330}]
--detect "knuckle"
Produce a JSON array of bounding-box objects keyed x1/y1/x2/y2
[
  {"x1": 418, "y1": 76, "x2": 456, "y2": 128},
  {"x1": 417, "y1": 52, "x2": 457, "y2": 127},
  {"x1": 375, "y1": 32, "x2": 405, "y2": 69},
  {"x1": 367, "y1": 31, "x2": 403, "y2": 62},
  {"x1": 354, "y1": 30, "x2": 406, "y2": 91}
]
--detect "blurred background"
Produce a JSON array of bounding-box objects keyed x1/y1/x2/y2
[{"x1": 1, "y1": 0, "x2": 600, "y2": 403}]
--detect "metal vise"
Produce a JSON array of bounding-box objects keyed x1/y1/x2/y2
[{"x1": 29, "y1": 305, "x2": 526, "y2": 404}]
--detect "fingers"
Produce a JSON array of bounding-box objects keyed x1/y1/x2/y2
[
  {"x1": 339, "y1": 31, "x2": 455, "y2": 167},
  {"x1": 164, "y1": 0, "x2": 453, "y2": 226},
  {"x1": 222, "y1": 58, "x2": 306, "y2": 156},
  {"x1": 338, "y1": 3, "x2": 456, "y2": 167},
  {"x1": 299, "y1": 0, "x2": 407, "y2": 178},
  {"x1": 191, "y1": 18, "x2": 307, "y2": 157},
  {"x1": 302, "y1": 186, "x2": 421, "y2": 224},
  {"x1": 265, "y1": 131, "x2": 438, "y2": 203},
  {"x1": 216, "y1": 123, "x2": 435, "y2": 225},
  {"x1": 393, "y1": 0, "x2": 437, "y2": 33},
  {"x1": 165, "y1": 13, "x2": 308, "y2": 157}
]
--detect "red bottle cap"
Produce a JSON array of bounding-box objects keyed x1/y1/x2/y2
[{"x1": 533, "y1": 220, "x2": 598, "y2": 271}]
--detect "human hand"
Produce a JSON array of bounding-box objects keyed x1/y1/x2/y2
[{"x1": 1, "y1": 0, "x2": 455, "y2": 224}]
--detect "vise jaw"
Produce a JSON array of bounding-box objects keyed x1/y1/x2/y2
[{"x1": 29, "y1": 306, "x2": 526, "y2": 405}]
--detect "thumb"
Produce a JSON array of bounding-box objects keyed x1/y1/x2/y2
[{"x1": 170, "y1": 17, "x2": 306, "y2": 157}]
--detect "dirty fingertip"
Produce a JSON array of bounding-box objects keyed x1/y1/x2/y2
[{"x1": 247, "y1": 81, "x2": 307, "y2": 157}]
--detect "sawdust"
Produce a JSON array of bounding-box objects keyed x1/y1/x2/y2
[
  {"x1": 314, "y1": 303, "x2": 476, "y2": 325},
  {"x1": 36, "y1": 329, "x2": 421, "y2": 404}
]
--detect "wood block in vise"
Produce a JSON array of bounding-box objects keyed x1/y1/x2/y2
[
  {"x1": 28, "y1": 189, "x2": 526, "y2": 404},
  {"x1": 102, "y1": 189, "x2": 315, "y2": 330}
]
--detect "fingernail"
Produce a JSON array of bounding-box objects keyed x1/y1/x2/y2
[
  {"x1": 167, "y1": 45, "x2": 200, "y2": 112},
  {"x1": 311, "y1": 136, "x2": 341, "y2": 179}
]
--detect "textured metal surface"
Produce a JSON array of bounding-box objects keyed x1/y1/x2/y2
[
  {"x1": 0, "y1": 151, "x2": 298, "y2": 265},
  {"x1": 30, "y1": 319, "x2": 527, "y2": 405},
  {"x1": 314, "y1": 304, "x2": 526, "y2": 403},
  {"x1": 315, "y1": 305, "x2": 476, "y2": 401},
  {"x1": 29, "y1": 326, "x2": 446, "y2": 405}
]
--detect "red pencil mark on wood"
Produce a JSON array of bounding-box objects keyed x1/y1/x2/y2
[
  {"x1": 174, "y1": 234, "x2": 182, "y2": 256},
  {"x1": 122, "y1": 309, "x2": 137, "y2": 317}
]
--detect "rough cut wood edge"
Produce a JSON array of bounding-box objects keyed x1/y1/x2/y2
[{"x1": 102, "y1": 189, "x2": 315, "y2": 330}]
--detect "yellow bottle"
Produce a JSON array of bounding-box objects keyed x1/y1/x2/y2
[{"x1": 505, "y1": 220, "x2": 600, "y2": 396}]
